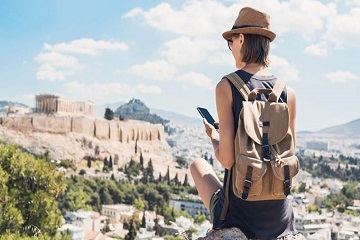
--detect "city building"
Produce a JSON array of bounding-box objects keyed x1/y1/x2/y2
[
  {"x1": 170, "y1": 199, "x2": 209, "y2": 219},
  {"x1": 295, "y1": 213, "x2": 332, "y2": 239}
]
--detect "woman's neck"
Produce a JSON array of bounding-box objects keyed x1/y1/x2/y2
[{"x1": 241, "y1": 63, "x2": 270, "y2": 76}]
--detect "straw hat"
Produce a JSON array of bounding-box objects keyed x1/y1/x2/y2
[{"x1": 222, "y1": 7, "x2": 276, "y2": 42}]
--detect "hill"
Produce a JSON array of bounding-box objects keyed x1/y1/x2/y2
[
  {"x1": 0, "y1": 100, "x2": 28, "y2": 112},
  {"x1": 114, "y1": 98, "x2": 169, "y2": 126},
  {"x1": 317, "y1": 118, "x2": 360, "y2": 136}
]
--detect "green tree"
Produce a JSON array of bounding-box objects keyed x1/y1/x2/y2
[
  {"x1": 142, "y1": 171, "x2": 148, "y2": 184},
  {"x1": 124, "y1": 219, "x2": 137, "y2": 240},
  {"x1": 194, "y1": 211, "x2": 206, "y2": 224},
  {"x1": 87, "y1": 157, "x2": 92, "y2": 169},
  {"x1": 175, "y1": 156, "x2": 187, "y2": 168},
  {"x1": 99, "y1": 187, "x2": 114, "y2": 205},
  {"x1": 141, "y1": 211, "x2": 146, "y2": 228},
  {"x1": 0, "y1": 144, "x2": 66, "y2": 238},
  {"x1": 134, "y1": 198, "x2": 145, "y2": 211},
  {"x1": 298, "y1": 182, "x2": 307, "y2": 193},
  {"x1": 63, "y1": 184, "x2": 91, "y2": 211},
  {"x1": 173, "y1": 173, "x2": 179, "y2": 185},
  {"x1": 109, "y1": 155, "x2": 113, "y2": 170},
  {"x1": 183, "y1": 174, "x2": 189, "y2": 187},
  {"x1": 165, "y1": 166, "x2": 170, "y2": 185},
  {"x1": 147, "y1": 158, "x2": 154, "y2": 183},
  {"x1": 104, "y1": 107, "x2": 114, "y2": 120},
  {"x1": 104, "y1": 157, "x2": 108, "y2": 167},
  {"x1": 139, "y1": 151, "x2": 144, "y2": 170},
  {"x1": 79, "y1": 169, "x2": 86, "y2": 175}
]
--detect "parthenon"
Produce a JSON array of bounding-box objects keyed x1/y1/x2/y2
[{"x1": 35, "y1": 94, "x2": 93, "y2": 116}]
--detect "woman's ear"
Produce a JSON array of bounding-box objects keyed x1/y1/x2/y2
[{"x1": 239, "y1": 34, "x2": 244, "y2": 46}]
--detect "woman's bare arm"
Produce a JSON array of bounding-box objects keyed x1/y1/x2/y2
[
  {"x1": 213, "y1": 78, "x2": 235, "y2": 169},
  {"x1": 287, "y1": 86, "x2": 297, "y2": 148}
]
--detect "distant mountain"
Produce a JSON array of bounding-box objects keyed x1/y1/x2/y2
[
  {"x1": 151, "y1": 108, "x2": 201, "y2": 127},
  {"x1": 114, "y1": 99, "x2": 169, "y2": 125},
  {"x1": 0, "y1": 101, "x2": 28, "y2": 113},
  {"x1": 317, "y1": 118, "x2": 360, "y2": 136}
]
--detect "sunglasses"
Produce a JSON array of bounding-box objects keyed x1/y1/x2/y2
[{"x1": 226, "y1": 34, "x2": 239, "y2": 51}]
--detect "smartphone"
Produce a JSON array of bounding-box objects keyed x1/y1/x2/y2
[{"x1": 197, "y1": 107, "x2": 219, "y2": 129}]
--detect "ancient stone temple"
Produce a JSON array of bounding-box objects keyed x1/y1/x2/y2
[{"x1": 35, "y1": 94, "x2": 93, "y2": 116}]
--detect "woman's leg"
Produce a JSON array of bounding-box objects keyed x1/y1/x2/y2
[{"x1": 189, "y1": 158, "x2": 222, "y2": 211}]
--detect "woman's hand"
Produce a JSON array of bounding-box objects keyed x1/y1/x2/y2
[{"x1": 202, "y1": 118, "x2": 219, "y2": 141}]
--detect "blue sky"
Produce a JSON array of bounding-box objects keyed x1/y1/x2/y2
[{"x1": 0, "y1": 0, "x2": 359, "y2": 131}]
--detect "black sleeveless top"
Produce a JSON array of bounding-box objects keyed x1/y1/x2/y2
[{"x1": 212, "y1": 69, "x2": 297, "y2": 239}]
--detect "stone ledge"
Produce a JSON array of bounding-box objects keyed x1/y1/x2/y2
[{"x1": 196, "y1": 227, "x2": 247, "y2": 240}]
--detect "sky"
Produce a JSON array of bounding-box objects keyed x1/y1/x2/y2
[{"x1": 0, "y1": 0, "x2": 359, "y2": 132}]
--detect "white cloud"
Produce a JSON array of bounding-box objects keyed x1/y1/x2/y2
[
  {"x1": 35, "y1": 52, "x2": 83, "y2": 69},
  {"x1": 44, "y1": 38, "x2": 128, "y2": 55},
  {"x1": 64, "y1": 81, "x2": 131, "y2": 95},
  {"x1": 269, "y1": 55, "x2": 300, "y2": 82},
  {"x1": 325, "y1": 71, "x2": 359, "y2": 83},
  {"x1": 34, "y1": 52, "x2": 84, "y2": 81},
  {"x1": 123, "y1": 0, "x2": 337, "y2": 40},
  {"x1": 36, "y1": 64, "x2": 66, "y2": 81},
  {"x1": 123, "y1": 1, "x2": 230, "y2": 38},
  {"x1": 161, "y1": 36, "x2": 207, "y2": 65},
  {"x1": 304, "y1": 42, "x2": 328, "y2": 56},
  {"x1": 207, "y1": 52, "x2": 234, "y2": 66},
  {"x1": 323, "y1": 8, "x2": 360, "y2": 49},
  {"x1": 63, "y1": 81, "x2": 161, "y2": 102},
  {"x1": 262, "y1": 0, "x2": 337, "y2": 37},
  {"x1": 176, "y1": 72, "x2": 214, "y2": 89},
  {"x1": 122, "y1": 7, "x2": 144, "y2": 18},
  {"x1": 345, "y1": 0, "x2": 360, "y2": 6},
  {"x1": 136, "y1": 84, "x2": 162, "y2": 94},
  {"x1": 131, "y1": 60, "x2": 177, "y2": 80}
]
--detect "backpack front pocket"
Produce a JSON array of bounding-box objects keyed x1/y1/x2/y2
[
  {"x1": 270, "y1": 155, "x2": 299, "y2": 196},
  {"x1": 233, "y1": 154, "x2": 267, "y2": 199}
]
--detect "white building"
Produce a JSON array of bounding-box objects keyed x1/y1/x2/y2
[
  {"x1": 170, "y1": 199, "x2": 208, "y2": 219},
  {"x1": 58, "y1": 224, "x2": 85, "y2": 240},
  {"x1": 60, "y1": 210, "x2": 110, "y2": 240},
  {"x1": 295, "y1": 213, "x2": 332, "y2": 239},
  {"x1": 102, "y1": 204, "x2": 136, "y2": 224}
]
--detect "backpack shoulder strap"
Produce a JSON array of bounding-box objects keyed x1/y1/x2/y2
[
  {"x1": 268, "y1": 80, "x2": 286, "y2": 102},
  {"x1": 223, "y1": 72, "x2": 251, "y2": 101}
]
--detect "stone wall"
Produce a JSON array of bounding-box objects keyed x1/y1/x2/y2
[{"x1": 0, "y1": 114, "x2": 164, "y2": 143}]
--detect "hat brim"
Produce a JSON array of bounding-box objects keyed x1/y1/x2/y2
[{"x1": 222, "y1": 27, "x2": 276, "y2": 42}]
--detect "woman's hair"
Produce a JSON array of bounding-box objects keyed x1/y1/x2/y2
[{"x1": 240, "y1": 34, "x2": 270, "y2": 67}]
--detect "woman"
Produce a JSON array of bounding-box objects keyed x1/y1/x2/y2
[{"x1": 190, "y1": 7, "x2": 304, "y2": 240}]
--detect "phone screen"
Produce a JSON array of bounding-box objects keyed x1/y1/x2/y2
[{"x1": 197, "y1": 107, "x2": 219, "y2": 129}]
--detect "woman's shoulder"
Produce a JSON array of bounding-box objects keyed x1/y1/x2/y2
[
  {"x1": 216, "y1": 76, "x2": 232, "y2": 91},
  {"x1": 286, "y1": 86, "x2": 296, "y2": 97}
]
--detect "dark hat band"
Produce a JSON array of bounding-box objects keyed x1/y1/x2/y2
[{"x1": 231, "y1": 25, "x2": 262, "y2": 30}]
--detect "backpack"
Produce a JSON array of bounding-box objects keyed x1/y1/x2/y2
[{"x1": 220, "y1": 72, "x2": 300, "y2": 221}]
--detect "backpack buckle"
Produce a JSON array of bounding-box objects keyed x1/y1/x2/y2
[
  {"x1": 244, "y1": 179, "x2": 252, "y2": 190},
  {"x1": 262, "y1": 144, "x2": 271, "y2": 161},
  {"x1": 284, "y1": 179, "x2": 291, "y2": 189}
]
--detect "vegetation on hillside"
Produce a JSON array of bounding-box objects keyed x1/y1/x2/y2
[
  {"x1": 297, "y1": 151, "x2": 360, "y2": 215},
  {"x1": 0, "y1": 143, "x2": 69, "y2": 239},
  {"x1": 58, "y1": 159, "x2": 196, "y2": 222},
  {"x1": 0, "y1": 143, "x2": 197, "y2": 239},
  {"x1": 298, "y1": 151, "x2": 360, "y2": 182}
]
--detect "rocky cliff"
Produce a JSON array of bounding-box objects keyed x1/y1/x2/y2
[{"x1": 0, "y1": 114, "x2": 187, "y2": 181}]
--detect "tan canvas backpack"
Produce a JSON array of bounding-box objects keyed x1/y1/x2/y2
[{"x1": 220, "y1": 72, "x2": 300, "y2": 220}]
